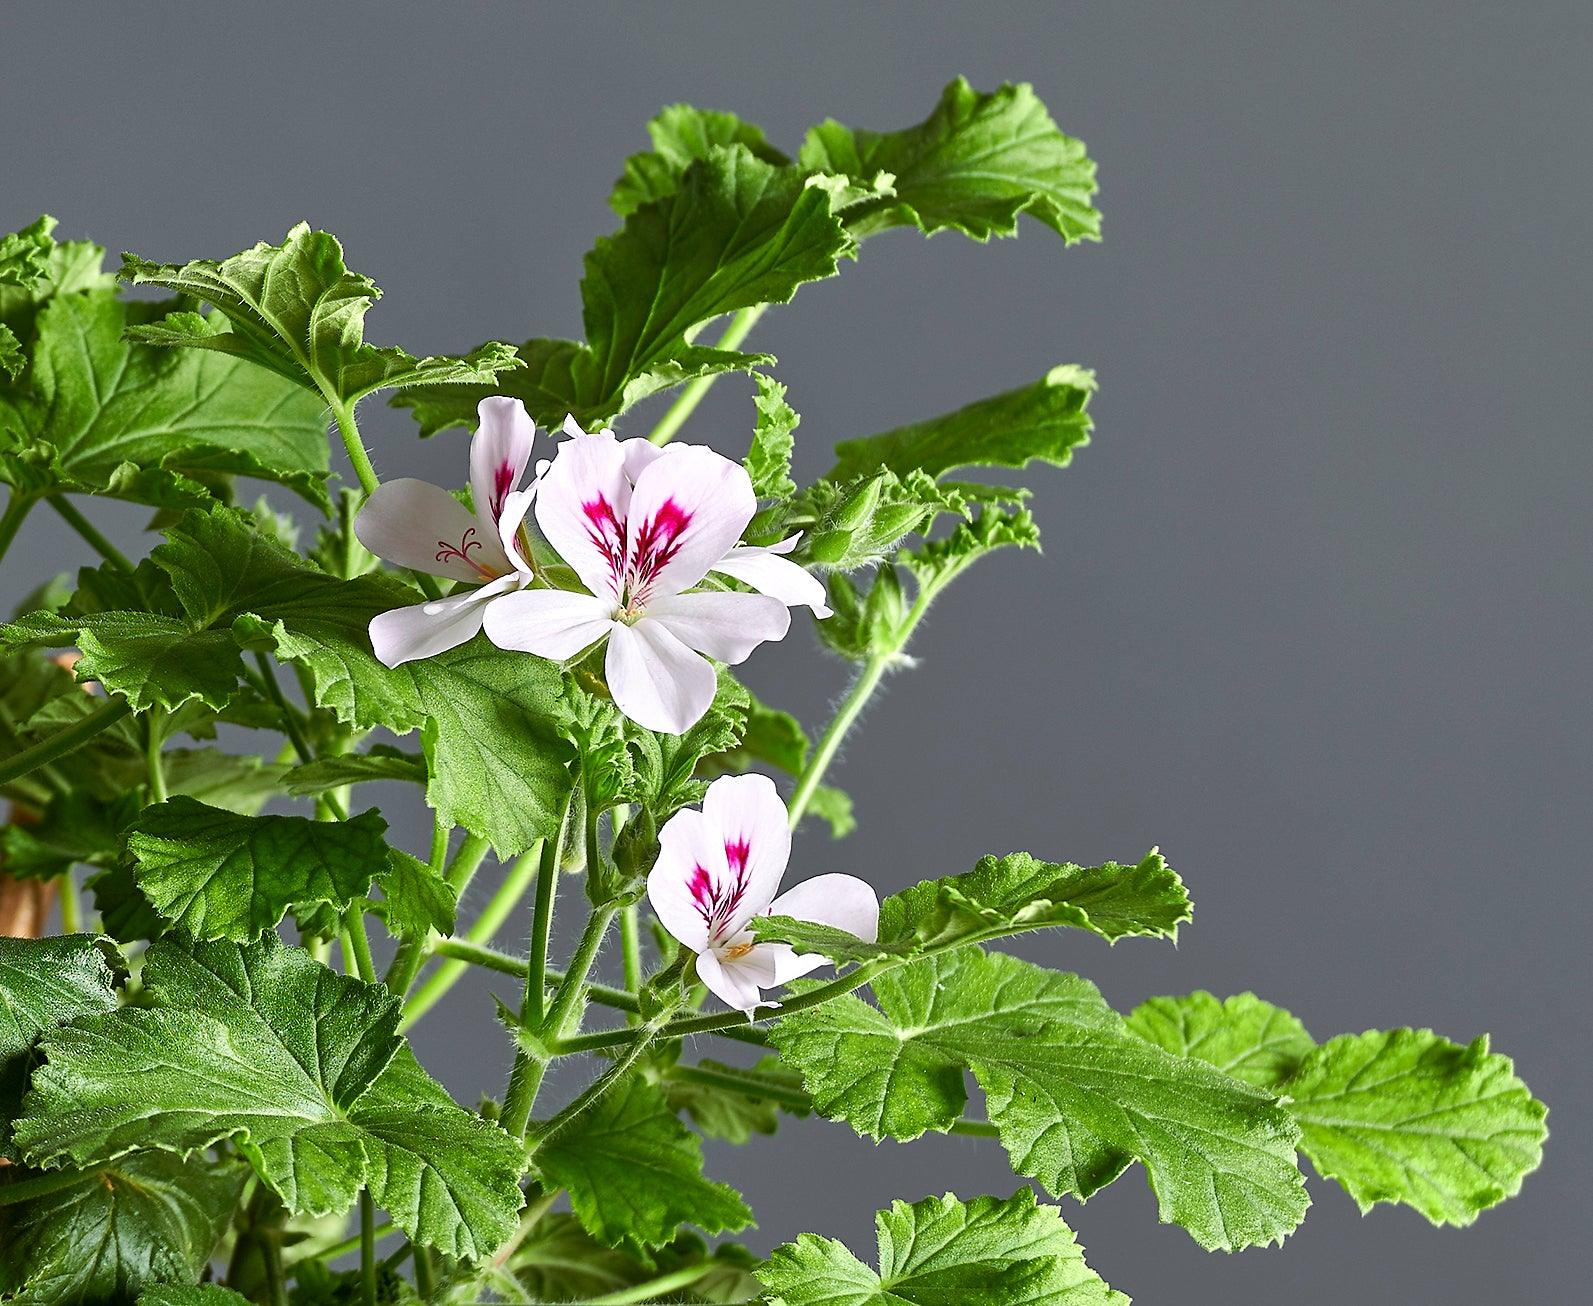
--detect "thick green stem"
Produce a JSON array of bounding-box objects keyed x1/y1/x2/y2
[
  {"x1": 47, "y1": 496, "x2": 134, "y2": 573},
  {"x1": 619, "y1": 904, "x2": 643, "y2": 1024},
  {"x1": 588, "y1": 1262, "x2": 719, "y2": 1306},
  {"x1": 0, "y1": 493, "x2": 32, "y2": 567},
  {"x1": 532, "y1": 999, "x2": 669, "y2": 1148},
  {"x1": 0, "y1": 697, "x2": 131, "y2": 789},
  {"x1": 144, "y1": 710, "x2": 168, "y2": 803},
  {"x1": 260, "y1": 1232, "x2": 288, "y2": 1306},
  {"x1": 358, "y1": 1189, "x2": 377, "y2": 1306},
  {"x1": 411, "y1": 1243, "x2": 436, "y2": 1298},
  {"x1": 646, "y1": 306, "x2": 766, "y2": 447},
  {"x1": 526, "y1": 821, "x2": 565, "y2": 1031},
  {"x1": 429, "y1": 938, "x2": 641, "y2": 1013},
  {"x1": 57, "y1": 871, "x2": 81, "y2": 933},
  {"x1": 343, "y1": 906, "x2": 378, "y2": 985},
  {"x1": 399, "y1": 844, "x2": 541, "y2": 1031}
]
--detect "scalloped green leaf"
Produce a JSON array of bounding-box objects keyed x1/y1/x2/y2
[{"x1": 1126, "y1": 991, "x2": 1315, "y2": 1091}]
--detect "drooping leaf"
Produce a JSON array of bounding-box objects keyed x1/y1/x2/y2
[
  {"x1": 800, "y1": 78, "x2": 1100, "y2": 243},
  {"x1": 771, "y1": 948, "x2": 1307, "y2": 1251},
  {"x1": 532, "y1": 1073, "x2": 752, "y2": 1251},
  {"x1": 120, "y1": 223, "x2": 523, "y2": 402},
  {"x1": 830, "y1": 365, "x2": 1094, "y2": 483},
  {"x1": 124, "y1": 797, "x2": 387, "y2": 941},
  {"x1": 1126, "y1": 991, "x2": 1315, "y2": 1091},
  {"x1": 0, "y1": 934, "x2": 121, "y2": 1156},
  {"x1": 1286, "y1": 1028, "x2": 1547, "y2": 1226},
  {"x1": 14, "y1": 937, "x2": 524, "y2": 1257},
  {"x1": 397, "y1": 146, "x2": 852, "y2": 434},
  {"x1": 758, "y1": 1189, "x2": 1124, "y2": 1306},
  {"x1": 0, "y1": 293, "x2": 331, "y2": 511},
  {"x1": 611, "y1": 105, "x2": 790, "y2": 217},
  {"x1": 0, "y1": 1151, "x2": 245, "y2": 1306}
]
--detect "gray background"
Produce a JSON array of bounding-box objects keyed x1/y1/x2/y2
[{"x1": 3, "y1": 2, "x2": 1588, "y2": 1300}]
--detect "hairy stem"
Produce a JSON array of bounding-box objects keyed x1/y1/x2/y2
[
  {"x1": 646, "y1": 305, "x2": 766, "y2": 447},
  {"x1": 787, "y1": 654, "x2": 888, "y2": 827},
  {"x1": 0, "y1": 697, "x2": 132, "y2": 789},
  {"x1": 589, "y1": 1262, "x2": 719, "y2": 1305},
  {"x1": 0, "y1": 492, "x2": 32, "y2": 568},
  {"x1": 398, "y1": 844, "x2": 542, "y2": 1031},
  {"x1": 331, "y1": 397, "x2": 442, "y2": 601},
  {"x1": 342, "y1": 905, "x2": 378, "y2": 985},
  {"x1": 253, "y1": 651, "x2": 318, "y2": 767},
  {"x1": 47, "y1": 496, "x2": 134, "y2": 573},
  {"x1": 619, "y1": 904, "x2": 642, "y2": 1024}
]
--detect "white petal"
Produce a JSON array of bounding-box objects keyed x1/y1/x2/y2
[
  {"x1": 695, "y1": 949, "x2": 771, "y2": 1015},
  {"x1": 761, "y1": 941, "x2": 829, "y2": 985},
  {"x1": 534, "y1": 432, "x2": 631, "y2": 603},
  {"x1": 496, "y1": 486, "x2": 537, "y2": 571},
  {"x1": 618, "y1": 437, "x2": 665, "y2": 485},
  {"x1": 368, "y1": 586, "x2": 498, "y2": 668},
  {"x1": 605, "y1": 619, "x2": 716, "y2": 734},
  {"x1": 767, "y1": 873, "x2": 881, "y2": 945},
  {"x1": 355, "y1": 478, "x2": 511, "y2": 583},
  {"x1": 712, "y1": 539, "x2": 832, "y2": 617},
  {"x1": 470, "y1": 396, "x2": 536, "y2": 534},
  {"x1": 643, "y1": 590, "x2": 792, "y2": 665},
  {"x1": 625, "y1": 445, "x2": 756, "y2": 600},
  {"x1": 648, "y1": 806, "x2": 731, "y2": 954},
  {"x1": 700, "y1": 774, "x2": 791, "y2": 935},
  {"x1": 481, "y1": 589, "x2": 616, "y2": 662}
]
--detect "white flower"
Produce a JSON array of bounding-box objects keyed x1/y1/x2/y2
[
  {"x1": 646, "y1": 774, "x2": 879, "y2": 1015},
  {"x1": 355, "y1": 397, "x2": 541, "y2": 668},
  {"x1": 483, "y1": 419, "x2": 827, "y2": 734}
]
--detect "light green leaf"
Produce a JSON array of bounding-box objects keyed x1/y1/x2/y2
[
  {"x1": 1126, "y1": 991, "x2": 1315, "y2": 1091},
  {"x1": 124, "y1": 797, "x2": 386, "y2": 941},
  {"x1": 0, "y1": 216, "x2": 58, "y2": 291},
  {"x1": 371, "y1": 849, "x2": 457, "y2": 939},
  {"x1": 662, "y1": 1056, "x2": 805, "y2": 1145},
  {"x1": 800, "y1": 78, "x2": 1100, "y2": 243},
  {"x1": 398, "y1": 146, "x2": 852, "y2": 434},
  {"x1": 758, "y1": 1189, "x2": 1124, "y2": 1306},
  {"x1": 830, "y1": 365, "x2": 1094, "y2": 483},
  {"x1": 770, "y1": 468, "x2": 967, "y2": 573},
  {"x1": 532, "y1": 1073, "x2": 752, "y2": 1251},
  {"x1": 0, "y1": 1152, "x2": 245, "y2": 1306},
  {"x1": 771, "y1": 948, "x2": 1306, "y2": 1251},
  {"x1": 0, "y1": 215, "x2": 114, "y2": 360},
  {"x1": 611, "y1": 104, "x2": 790, "y2": 217},
  {"x1": 119, "y1": 223, "x2": 523, "y2": 402},
  {"x1": 882, "y1": 849, "x2": 1192, "y2": 950},
  {"x1": 0, "y1": 325, "x2": 22, "y2": 381},
  {"x1": 0, "y1": 934, "x2": 121, "y2": 1156},
  {"x1": 282, "y1": 746, "x2": 426, "y2": 796},
  {"x1": 14, "y1": 937, "x2": 523, "y2": 1257},
  {"x1": 0, "y1": 293, "x2": 332, "y2": 511},
  {"x1": 746, "y1": 373, "x2": 798, "y2": 500},
  {"x1": 1286, "y1": 1028, "x2": 1547, "y2": 1226}
]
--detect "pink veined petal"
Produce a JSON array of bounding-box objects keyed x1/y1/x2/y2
[
  {"x1": 355, "y1": 478, "x2": 513, "y2": 583},
  {"x1": 699, "y1": 774, "x2": 792, "y2": 936},
  {"x1": 711, "y1": 538, "x2": 832, "y2": 617},
  {"x1": 605, "y1": 620, "x2": 717, "y2": 734},
  {"x1": 496, "y1": 486, "x2": 537, "y2": 572},
  {"x1": 767, "y1": 873, "x2": 881, "y2": 945},
  {"x1": 643, "y1": 590, "x2": 792, "y2": 665},
  {"x1": 470, "y1": 397, "x2": 536, "y2": 538},
  {"x1": 368, "y1": 582, "x2": 507, "y2": 668},
  {"x1": 481, "y1": 588, "x2": 616, "y2": 662},
  {"x1": 534, "y1": 432, "x2": 632, "y2": 603},
  {"x1": 624, "y1": 445, "x2": 756, "y2": 601},
  {"x1": 695, "y1": 949, "x2": 772, "y2": 1016},
  {"x1": 649, "y1": 806, "x2": 732, "y2": 954}
]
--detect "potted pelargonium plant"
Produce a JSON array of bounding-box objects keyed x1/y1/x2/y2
[{"x1": 0, "y1": 78, "x2": 1546, "y2": 1305}]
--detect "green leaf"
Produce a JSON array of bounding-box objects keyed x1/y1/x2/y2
[
  {"x1": 282, "y1": 746, "x2": 426, "y2": 796},
  {"x1": 800, "y1": 78, "x2": 1100, "y2": 243},
  {"x1": 662, "y1": 1056, "x2": 805, "y2": 1145},
  {"x1": 14, "y1": 937, "x2": 524, "y2": 1257},
  {"x1": 771, "y1": 469, "x2": 966, "y2": 573},
  {"x1": 124, "y1": 797, "x2": 386, "y2": 941},
  {"x1": 0, "y1": 1152, "x2": 245, "y2": 1306},
  {"x1": 757, "y1": 1189, "x2": 1124, "y2": 1306},
  {"x1": 830, "y1": 365, "x2": 1094, "y2": 483},
  {"x1": 625, "y1": 673, "x2": 749, "y2": 822},
  {"x1": 0, "y1": 216, "x2": 58, "y2": 291},
  {"x1": 771, "y1": 948, "x2": 1306, "y2": 1251},
  {"x1": 0, "y1": 934, "x2": 121, "y2": 1156},
  {"x1": 746, "y1": 373, "x2": 798, "y2": 500},
  {"x1": 611, "y1": 105, "x2": 790, "y2": 217},
  {"x1": 0, "y1": 216, "x2": 114, "y2": 361},
  {"x1": 0, "y1": 293, "x2": 332, "y2": 511},
  {"x1": 882, "y1": 849, "x2": 1191, "y2": 951},
  {"x1": 398, "y1": 146, "x2": 852, "y2": 434},
  {"x1": 1286, "y1": 1028, "x2": 1547, "y2": 1226},
  {"x1": 509, "y1": 1217, "x2": 761, "y2": 1305},
  {"x1": 1126, "y1": 991, "x2": 1315, "y2": 1091},
  {"x1": 532, "y1": 1073, "x2": 752, "y2": 1251},
  {"x1": 139, "y1": 1287, "x2": 253, "y2": 1306},
  {"x1": 0, "y1": 325, "x2": 22, "y2": 381},
  {"x1": 119, "y1": 223, "x2": 523, "y2": 402},
  {"x1": 371, "y1": 849, "x2": 457, "y2": 939}
]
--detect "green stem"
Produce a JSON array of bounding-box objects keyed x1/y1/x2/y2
[
  {"x1": 544, "y1": 903, "x2": 618, "y2": 1042},
  {"x1": 47, "y1": 496, "x2": 134, "y2": 573},
  {"x1": 411, "y1": 1243, "x2": 436, "y2": 1299},
  {"x1": 0, "y1": 493, "x2": 32, "y2": 567},
  {"x1": 398, "y1": 844, "x2": 541, "y2": 1031},
  {"x1": 261, "y1": 1232, "x2": 288, "y2": 1306},
  {"x1": 144, "y1": 710, "x2": 168, "y2": 803},
  {"x1": 429, "y1": 938, "x2": 640, "y2": 1012},
  {"x1": 343, "y1": 906, "x2": 378, "y2": 985},
  {"x1": 0, "y1": 697, "x2": 131, "y2": 789},
  {"x1": 57, "y1": 871, "x2": 81, "y2": 933},
  {"x1": 358, "y1": 1189, "x2": 377, "y2": 1306},
  {"x1": 646, "y1": 306, "x2": 766, "y2": 447},
  {"x1": 254, "y1": 651, "x2": 317, "y2": 767},
  {"x1": 289, "y1": 1218, "x2": 395, "y2": 1266},
  {"x1": 619, "y1": 904, "x2": 642, "y2": 1024},
  {"x1": 787, "y1": 654, "x2": 889, "y2": 827},
  {"x1": 532, "y1": 1000, "x2": 668, "y2": 1148},
  {"x1": 588, "y1": 1262, "x2": 718, "y2": 1306},
  {"x1": 331, "y1": 397, "x2": 442, "y2": 602}
]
